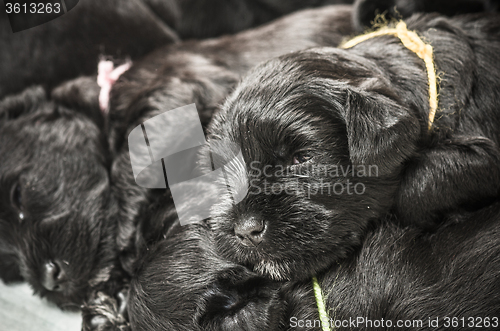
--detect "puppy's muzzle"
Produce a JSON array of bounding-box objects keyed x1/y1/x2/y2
[
  {"x1": 234, "y1": 215, "x2": 266, "y2": 247},
  {"x1": 41, "y1": 260, "x2": 68, "y2": 292}
]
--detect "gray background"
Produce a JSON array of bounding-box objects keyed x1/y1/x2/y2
[{"x1": 0, "y1": 282, "x2": 81, "y2": 331}]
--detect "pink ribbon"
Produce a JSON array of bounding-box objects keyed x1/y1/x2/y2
[{"x1": 97, "y1": 60, "x2": 132, "y2": 113}]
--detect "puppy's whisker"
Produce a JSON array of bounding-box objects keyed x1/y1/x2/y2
[{"x1": 291, "y1": 174, "x2": 310, "y2": 178}]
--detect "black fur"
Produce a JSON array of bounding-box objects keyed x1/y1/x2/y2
[
  {"x1": 353, "y1": 0, "x2": 499, "y2": 31},
  {"x1": 0, "y1": 0, "x2": 363, "y2": 100},
  {"x1": 127, "y1": 223, "x2": 283, "y2": 331},
  {"x1": 206, "y1": 13, "x2": 500, "y2": 281},
  {"x1": 0, "y1": 80, "x2": 118, "y2": 308},
  {"x1": 284, "y1": 203, "x2": 500, "y2": 330},
  {"x1": 107, "y1": 5, "x2": 354, "y2": 277},
  {"x1": 81, "y1": 174, "x2": 250, "y2": 330},
  {"x1": 142, "y1": 0, "x2": 353, "y2": 39},
  {"x1": 0, "y1": 0, "x2": 178, "y2": 99},
  {"x1": 110, "y1": 203, "x2": 500, "y2": 331}
]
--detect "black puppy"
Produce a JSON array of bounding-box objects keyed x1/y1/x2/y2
[
  {"x1": 284, "y1": 204, "x2": 500, "y2": 330},
  {"x1": 127, "y1": 223, "x2": 283, "y2": 331},
  {"x1": 206, "y1": 13, "x2": 500, "y2": 281},
  {"x1": 353, "y1": 0, "x2": 499, "y2": 31},
  {"x1": 0, "y1": 79, "x2": 118, "y2": 307},
  {"x1": 107, "y1": 5, "x2": 354, "y2": 276}
]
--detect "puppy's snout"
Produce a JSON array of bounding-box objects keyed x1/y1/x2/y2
[
  {"x1": 41, "y1": 260, "x2": 67, "y2": 292},
  {"x1": 234, "y1": 216, "x2": 266, "y2": 246}
]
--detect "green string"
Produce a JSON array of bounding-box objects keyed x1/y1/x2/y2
[{"x1": 312, "y1": 276, "x2": 332, "y2": 331}]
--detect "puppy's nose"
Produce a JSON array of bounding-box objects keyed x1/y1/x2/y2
[
  {"x1": 42, "y1": 260, "x2": 67, "y2": 292},
  {"x1": 234, "y1": 216, "x2": 266, "y2": 246}
]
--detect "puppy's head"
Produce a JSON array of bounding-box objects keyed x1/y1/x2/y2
[
  {"x1": 0, "y1": 81, "x2": 116, "y2": 307},
  {"x1": 128, "y1": 224, "x2": 283, "y2": 331},
  {"x1": 207, "y1": 48, "x2": 421, "y2": 281}
]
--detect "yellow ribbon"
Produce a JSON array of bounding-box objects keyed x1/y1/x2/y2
[
  {"x1": 341, "y1": 21, "x2": 438, "y2": 130},
  {"x1": 312, "y1": 276, "x2": 333, "y2": 331}
]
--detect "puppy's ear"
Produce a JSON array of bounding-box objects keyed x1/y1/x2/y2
[
  {"x1": 343, "y1": 88, "x2": 420, "y2": 175},
  {"x1": 0, "y1": 86, "x2": 47, "y2": 120},
  {"x1": 51, "y1": 76, "x2": 104, "y2": 128}
]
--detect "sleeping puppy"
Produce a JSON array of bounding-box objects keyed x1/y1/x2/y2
[
  {"x1": 0, "y1": 79, "x2": 118, "y2": 308},
  {"x1": 284, "y1": 203, "x2": 500, "y2": 330},
  {"x1": 353, "y1": 0, "x2": 499, "y2": 31},
  {"x1": 206, "y1": 13, "x2": 500, "y2": 281},
  {"x1": 107, "y1": 5, "x2": 354, "y2": 276},
  {"x1": 127, "y1": 223, "x2": 283, "y2": 331}
]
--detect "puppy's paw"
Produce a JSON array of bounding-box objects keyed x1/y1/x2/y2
[{"x1": 81, "y1": 288, "x2": 130, "y2": 331}]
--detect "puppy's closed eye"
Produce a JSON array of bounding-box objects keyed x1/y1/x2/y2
[{"x1": 292, "y1": 152, "x2": 312, "y2": 164}]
